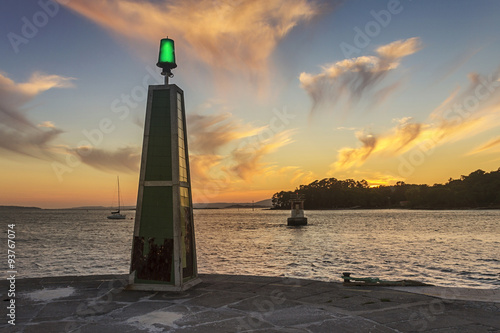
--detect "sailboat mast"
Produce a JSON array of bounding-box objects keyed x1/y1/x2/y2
[{"x1": 117, "y1": 176, "x2": 121, "y2": 211}]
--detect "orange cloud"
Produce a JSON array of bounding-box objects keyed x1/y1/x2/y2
[
  {"x1": 58, "y1": 0, "x2": 320, "y2": 88},
  {"x1": 37, "y1": 121, "x2": 56, "y2": 129},
  {"x1": 187, "y1": 112, "x2": 265, "y2": 155},
  {"x1": 376, "y1": 37, "x2": 422, "y2": 59},
  {"x1": 69, "y1": 146, "x2": 141, "y2": 173},
  {"x1": 189, "y1": 154, "x2": 224, "y2": 184},
  {"x1": 17, "y1": 71, "x2": 75, "y2": 96},
  {"x1": 468, "y1": 136, "x2": 500, "y2": 155},
  {"x1": 299, "y1": 37, "x2": 422, "y2": 113},
  {"x1": 289, "y1": 168, "x2": 317, "y2": 186},
  {"x1": 329, "y1": 71, "x2": 500, "y2": 173},
  {"x1": 334, "y1": 131, "x2": 377, "y2": 170},
  {"x1": 0, "y1": 71, "x2": 73, "y2": 158},
  {"x1": 184, "y1": 101, "x2": 297, "y2": 200},
  {"x1": 228, "y1": 129, "x2": 295, "y2": 181}
]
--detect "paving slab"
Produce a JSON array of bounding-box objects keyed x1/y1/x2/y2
[
  {"x1": 21, "y1": 321, "x2": 81, "y2": 333},
  {"x1": 306, "y1": 317, "x2": 397, "y2": 333},
  {"x1": 0, "y1": 273, "x2": 498, "y2": 332},
  {"x1": 228, "y1": 295, "x2": 302, "y2": 313},
  {"x1": 173, "y1": 308, "x2": 244, "y2": 327},
  {"x1": 387, "y1": 286, "x2": 500, "y2": 303}
]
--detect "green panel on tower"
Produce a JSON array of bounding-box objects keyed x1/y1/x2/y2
[
  {"x1": 138, "y1": 186, "x2": 174, "y2": 238},
  {"x1": 144, "y1": 90, "x2": 172, "y2": 181}
]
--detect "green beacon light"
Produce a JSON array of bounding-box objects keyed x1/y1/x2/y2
[{"x1": 157, "y1": 38, "x2": 177, "y2": 83}]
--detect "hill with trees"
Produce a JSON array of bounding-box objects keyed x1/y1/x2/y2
[{"x1": 271, "y1": 168, "x2": 500, "y2": 210}]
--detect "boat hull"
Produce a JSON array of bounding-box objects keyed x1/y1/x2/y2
[{"x1": 107, "y1": 214, "x2": 126, "y2": 220}]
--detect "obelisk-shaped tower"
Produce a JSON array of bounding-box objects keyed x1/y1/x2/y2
[{"x1": 129, "y1": 38, "x2": 200, "y2": 291}]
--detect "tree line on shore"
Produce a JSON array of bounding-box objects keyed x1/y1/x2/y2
[{"x1": 271, "y1": 168, "x2": 500, "y2": 210}]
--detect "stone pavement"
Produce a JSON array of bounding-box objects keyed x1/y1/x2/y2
[{"x1": 1, "y1": 274, "x2": 499, "y2": 332}]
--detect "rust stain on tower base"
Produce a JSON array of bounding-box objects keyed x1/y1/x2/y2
[{"x1": 131, "y1": 236, "x2": 173, "y2": 282}]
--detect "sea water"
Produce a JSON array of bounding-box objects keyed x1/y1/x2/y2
[{"x1": 2, "y1": 208, "x2": 499, "y2": 288}]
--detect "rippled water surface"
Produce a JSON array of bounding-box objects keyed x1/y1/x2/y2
[{"x1": 2, "y1": 209, "x2": 499, "y2": 288}]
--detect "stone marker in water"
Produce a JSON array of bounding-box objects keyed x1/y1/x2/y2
[{"x1": 288, "y1": 194, "x2": 307, "y2": 226}]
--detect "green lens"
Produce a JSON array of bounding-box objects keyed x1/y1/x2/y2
[{"x1": 159, "y1": 39, "x2": 176, "y2": 65}]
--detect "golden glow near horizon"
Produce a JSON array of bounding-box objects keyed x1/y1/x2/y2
[{"x1": 1, "y1": 1, "x2": 500, "y2": 208}]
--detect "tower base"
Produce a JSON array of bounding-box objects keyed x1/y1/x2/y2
[
  {"x1": 126, "y1": 273, "x2": 202, "y2": 292},
  {"x1": 287, "y1": 217, "x2": 307, "y2": 226}
]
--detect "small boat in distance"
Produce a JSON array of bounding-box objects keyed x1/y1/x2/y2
[{"x1": 108, "y1": 176, "x2": 126, "y2": 220}]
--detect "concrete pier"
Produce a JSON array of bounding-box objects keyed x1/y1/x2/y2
[{"x1": 1, "y1": 274, "x2": 499, "y2": 332}]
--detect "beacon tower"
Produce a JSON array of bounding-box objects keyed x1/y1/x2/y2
[{"x1": 129, "y1": 38, "x2": 200, "y2": 291}]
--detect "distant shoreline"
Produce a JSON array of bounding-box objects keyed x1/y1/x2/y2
[
  {"x1": 270, "y1": 206, "x2": 500, "y2": 211},
  {"x1": 0, "y1": 205, "x2": 42, "y2": 210},
  {"x1": 0, "y1": 205, "x2": 136, "y2": 211},
  {"x1": 2, "y1": 205, "x2": 498, "y2": 211}
]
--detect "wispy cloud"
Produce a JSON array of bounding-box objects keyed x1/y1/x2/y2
[
  {"x1": 228, "y1": 129, "x2": 295, "y2": 181},
  {"x1": 300, "y1": 37, "x2": 422, "y2": 114},
  {"x1": 69, "y1": 146, "x2": 141, "y2": 173},
  {"x1": 329, "y1": 70, "x2": 500, "y2": 173},
  {"x1": 0, "y1": 126, "x2": 64, "y2": 159},
  {"x1": 189, "y1": 154, "x2": 224, "y2": 184},
  {"x1": 0, "y1": 71, "x2": 143, "y2": 176},
  {"x1": 431, "y1": 69, "x2": 500, "y2": 121},
  {"x1": 17, "y1": 72, "x2": 75, "y2": 96},
  {"x1": 333, "y1": 130, "x2": 378, "y2": 170},
  {"x1": 37, "y1": 121, "x2": 56, "y2": 128},
  {"x1": 58, "y1": 0, "x2": 321, "y2": 90},
  {"x1": 184, "y1": 99, "x2": 297, "y2": 196},
  {"x1": 187, "y1": 112, "x2": 265, "y2": 155},
  {"x1": 468, "y1": 136, "x2": 500, "y2": 155},
  {"x1": 0, "y1": 71, "x2": 74, "y2": 158},
  {"x1": 288, "y1": 167, "x2": 317, "y2": 186},
  {"x1": 431, "y1": 48, "x2": 480, "y2": 85}
]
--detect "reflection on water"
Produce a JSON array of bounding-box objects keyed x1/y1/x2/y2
[
  {"x1": 3, "y1": 208, "x2": 499, "y2": 288},
  {"x1": 196, "y1": 209, "x2": 499, "y2": 288}
]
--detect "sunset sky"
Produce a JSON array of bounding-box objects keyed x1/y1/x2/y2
[{"x1": 1, "y1": 0, "x2": 500, "y2": 208}]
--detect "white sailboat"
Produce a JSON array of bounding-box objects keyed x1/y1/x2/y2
[{"x1": 107, "y1": 176, "x2": 126, "y2": 219}]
